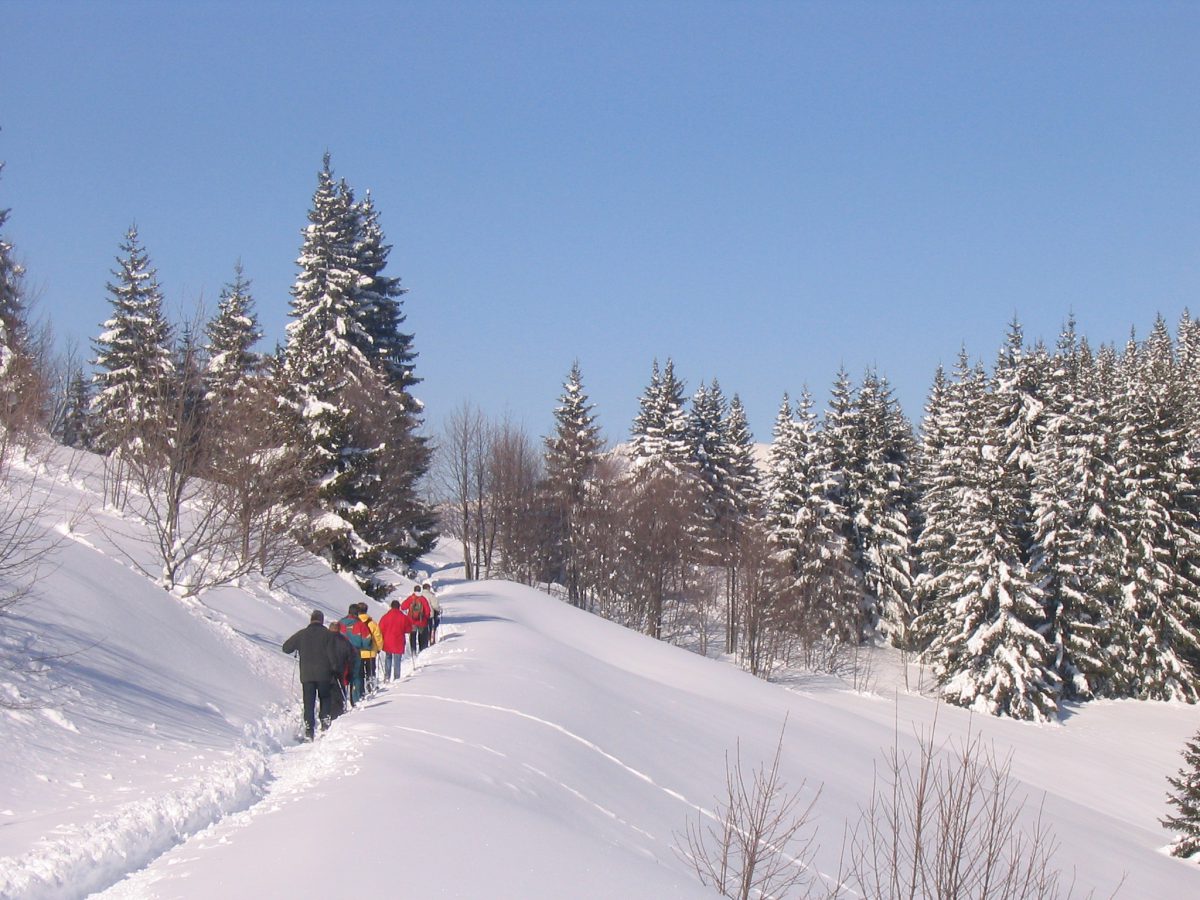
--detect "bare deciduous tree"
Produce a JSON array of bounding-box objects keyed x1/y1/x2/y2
[
  {"x1": 434, "y1": 401, "x2": 489, "y2": 580},
  {"x1": 835, "y1": 716, "x2": 1109, "y2": 899},
  {"x1": 677, "y1": 722, "x2": 823, "y2": 900}
]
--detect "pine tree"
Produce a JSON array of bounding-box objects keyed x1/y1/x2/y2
[
  {"x1": 0, "y1": 164, "x2": 27, "y2": 384},
  {"x1": 91, "y1": 225, "x2": 175, "y2": 454},
  {"x1": 58, "y1": 367, "x2": 93, "y2": 449},
  {"x1": 1030, "y1": 324, "x2": 1120, "y2": 700},
  {"x1": 623, "y1": 358, "x2": 702, "y2": 638},
  {"x1": 853, "y1": 371, "x2": 916, "y2": 644},
  {"x1": 282, "y1": 156, "x2": 388, "y2": 593},
  {"x1": 204, "y1": 262, "x2": 264, "y2": 409},
  {"x1": 543, "y1": 361, "x2": 604, "y2": 608},
  {"x1": 281, "y1": 155, "x2": 435, "y2": 593},
  {"x1": 911, "y1": 362, "x2": 955, "y2": 651},
  {"x1": 0, "y1": 167, "x2": 44, "y2": 440},
  {"x1": 1164, "y1": 728, "x2": 1200, "y2": 859},
  {"x1": 629, "y1": 358, "x2": 694, "y2": 477},
  {"x1": 923, "y1": 344, "x2": 1059, "y2": 721},
  {"x1": 688, "y1": 378, "x2": 733, "y2": 561},
  {"x1": 1112, "y1": 318, "x2": 1200, "y2": 700},
  {"x1": 353, "y1": 192, "x2": 419, "y2": 399}
]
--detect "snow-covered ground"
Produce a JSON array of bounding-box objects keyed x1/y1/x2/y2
[{"x1": 1, "y1": 448, "x2": 1198, "y2": 898}]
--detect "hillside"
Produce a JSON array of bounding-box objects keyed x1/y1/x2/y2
[{"x1": 1, "y1": 448, "x2": 1198, "y2": 898}]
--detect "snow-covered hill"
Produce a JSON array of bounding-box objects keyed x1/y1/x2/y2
[{"x1": 1, "y1": 448, "x2": 1198, "y2": 898}]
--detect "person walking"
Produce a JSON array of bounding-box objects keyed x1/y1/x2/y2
[
  {"x1": 356, "y1": 603, "x2": 384, "y2": 694},
  {"x1": 338, "y1": 604, "x2": 368, "y2": 705},
  {"x1": 401, "y1": 585, "x2": 431, "y2": 658},
  {"x1": 281, "y1": 609, "x2": 340, "y2": 741},
  {"x1": 421, "y1": 582, "x2": 441, "y2": 645},
  {"x1": 378, "y1": 598, "x2": 411, "y2": 682},
  {"x1": 327, "y1": 621, "x2": 358, "y2": 719}
]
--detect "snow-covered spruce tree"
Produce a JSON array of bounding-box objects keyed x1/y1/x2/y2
[
  {"x1": 1177, "y1": 309, "x2": 1200, "y2": 444},
  {"x1": 1164, "y1": 727, "x2": 1200, "y2": 859},
  {"x1": 852, "y1": 371, "x2": 916, "y2": 645},
  {"x1": 90, "y1": 225, "x2": 175, "y2": 456},
  {"x1": 765, "y1": 391, "x2": 859, "y2": 668},
  {"x1": 1029, "y1": 323, "x2": 1121, "y2": 700},
  {"x1": 0, "y1": 170, "x2": 46, "y2": 446},
  {"x1": 622, "y1": 358, "x2": 703, "y2": 638},
  {"x1": 911, "y1": 361, "x2": 956, "y2": 652},
  {"x1": 990, "y1": 318, "x2": 1048, "y2": 559},
  {"x1": 922, "y1": 347, "x2": 1059, "y2": 721},
  {"x1": 720, "y1": 392, "x2": 763, "y2": 652},
  {"x1": 352, "y1": 191, "x2": 419, "y2": 400},
  {"x1": 343, "y1": 189, "x2": 435, "y2": 568},
  {"x1": 57, "y1": 366, "x2": 94, "y2": 450},
  {"x1": 204, "y1": 262, "x2": 264, "y2": 411},
  {"x1": 282, "y1": 155, "x2": 435, "y2": 594},
  {"x1": 281, "y1": 156, "x2": 389, "y2": 595},
  {"x1": 1111, "y1": 319, "x2": 1200, "y2": 701},
  {"x1": 819, "y1": 367, "x2": 869, "y2": 637},
  {"x1": 688, "y1": 379, "x2": 727, "y2": 559},
  {"x1": 543, "y1": 361, "x2": 604, "y2": 608}
]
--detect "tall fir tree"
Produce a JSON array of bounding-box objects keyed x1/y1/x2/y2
[
  {"x1": 853, "y1": 371, "x2": 916, "y2": 643},
  {"x1": 543, "y1": 361, "x2": 604, "y2": 608},
  {"x1": 282, "y1": 155, "x2": 435, "y2": 593},
  {"x1": 922, "y1": 343, "x2": 1059, "y2": 721},
  {"x1": 352, "y1": 192, "x2": 420, "y2": 400},
  {"x1": 281, "y1": 156, "x2": 391, "y2": 594},
  {"x1": 1029, "y1": 324, "x2": 1120, "y2": 699},
  {"x1": 0, "y1": 166, "x2": 41, "y2": 436},
  {"x1": 1111, "y1": 319, "x2": 1200, "y2": 700},
  {"x1": 1163, "y1": 727, "x2": 1200, "y2": 859},
  {"x1": 91, "y1": 226, "x2": 175, "y2": 454},
  {"x1": 766, "y1": 390, "x2": 859, "y2": 647},
  {"x1": 204, "y1": 262, "x2": 264, "y2": 408},
  {"x1": 57, "y1": 367, "x2": 94, "y2": 450}
]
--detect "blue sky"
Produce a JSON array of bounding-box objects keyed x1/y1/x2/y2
[{"x1": 4, "y1": 1, "x2": 1198, "y2": 443}]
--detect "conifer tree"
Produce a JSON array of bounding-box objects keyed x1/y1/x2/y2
[
  {"x1": 353, "y1": 192, "x2": 419, "y2": 399},
  {"x1": 0, "y1": 167, "x2": 42, "y2": 438},
  {"x1": 58, "y1": 367, "x2": 93, "y2": 450},
  {"x1": 922, "y1": 345, "x2": 1059, "y2": 721},
  {"x1": 543, "y1": 361, "x2": 604, "y2": 607},
  {"x1": 766, "y1": 390, "x2": 859, "y2": 651},
  {"x1": 688, "y1": 379, "x2": 733, "y2": 561},
  {"x1": 1112, "y1": 318, "x2": 1200, "y2": 700},
  {"x1": 1164, "y1": 728, "x2": 1200, "y2": 859},
  {"x1": 853, "y1": 371, "x2": 916, "y2": 643},
  {"x1": 0, "y1": 164, "x2": 27, "y2": 385},
  {"x1": 911, "y1": 362, "x2": 955, "y2": 650},
  {"x1": 629, "y1": 358, "x2": 694, "y2": 477},
  {"x1": 204, "y1": 262, "x2": 264, "y2": 409},
  {"x1": 91, "y1": 226, "x2": 175, "y2": 454},
  {"x1": 1030, "y1": 324, "x2": 1120, "y2": 699},
  {"x1": 282, "y1": 156, "x2": 390, "y2": 593},
  {"x1": 624, "y1": 358, "x2": 702, "y2": 638},
  {"x1": 281, "y1": 155, "x2": 435, "y2": 593}
]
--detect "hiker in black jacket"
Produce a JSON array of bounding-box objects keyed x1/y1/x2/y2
[{"x1": 282, "y1": 609, "x2": 340, "y2": 740}]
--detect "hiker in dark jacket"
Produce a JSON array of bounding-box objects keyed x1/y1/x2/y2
[{"x1": 281, "y1": 609, "x2": 340, "y2": 740}]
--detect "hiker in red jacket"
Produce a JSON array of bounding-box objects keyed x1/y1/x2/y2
[
  {"x1": 378, "y1": 598, "x2": 412, "y2": 682},
  {"x1": 401, "y1": 586, "x2": 432, "y2": 657}
]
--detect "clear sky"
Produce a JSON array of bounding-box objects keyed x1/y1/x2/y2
[{"x1": 4, "y1": 1, "x2": 1198, "y2": 443}]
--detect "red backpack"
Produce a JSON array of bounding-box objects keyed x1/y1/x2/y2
[{"x1": 404, "y1": 595, "x2": 428, "y2": 628}]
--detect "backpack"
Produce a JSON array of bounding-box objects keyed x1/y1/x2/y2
[
  {"x1": 405, "y1": 596, "x2": 427, "y2": 627},
  {"x1": 342, "y1": 616, "x2": 369, "y2": 650}
]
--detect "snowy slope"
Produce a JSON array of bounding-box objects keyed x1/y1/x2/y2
[{"x1": 1, "y1": 449, "x2": 1199, "y2": 898}]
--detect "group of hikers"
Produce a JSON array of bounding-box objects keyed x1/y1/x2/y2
[{"x1": 281, "y1": 581, "x2": 442, "y2": 740}]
